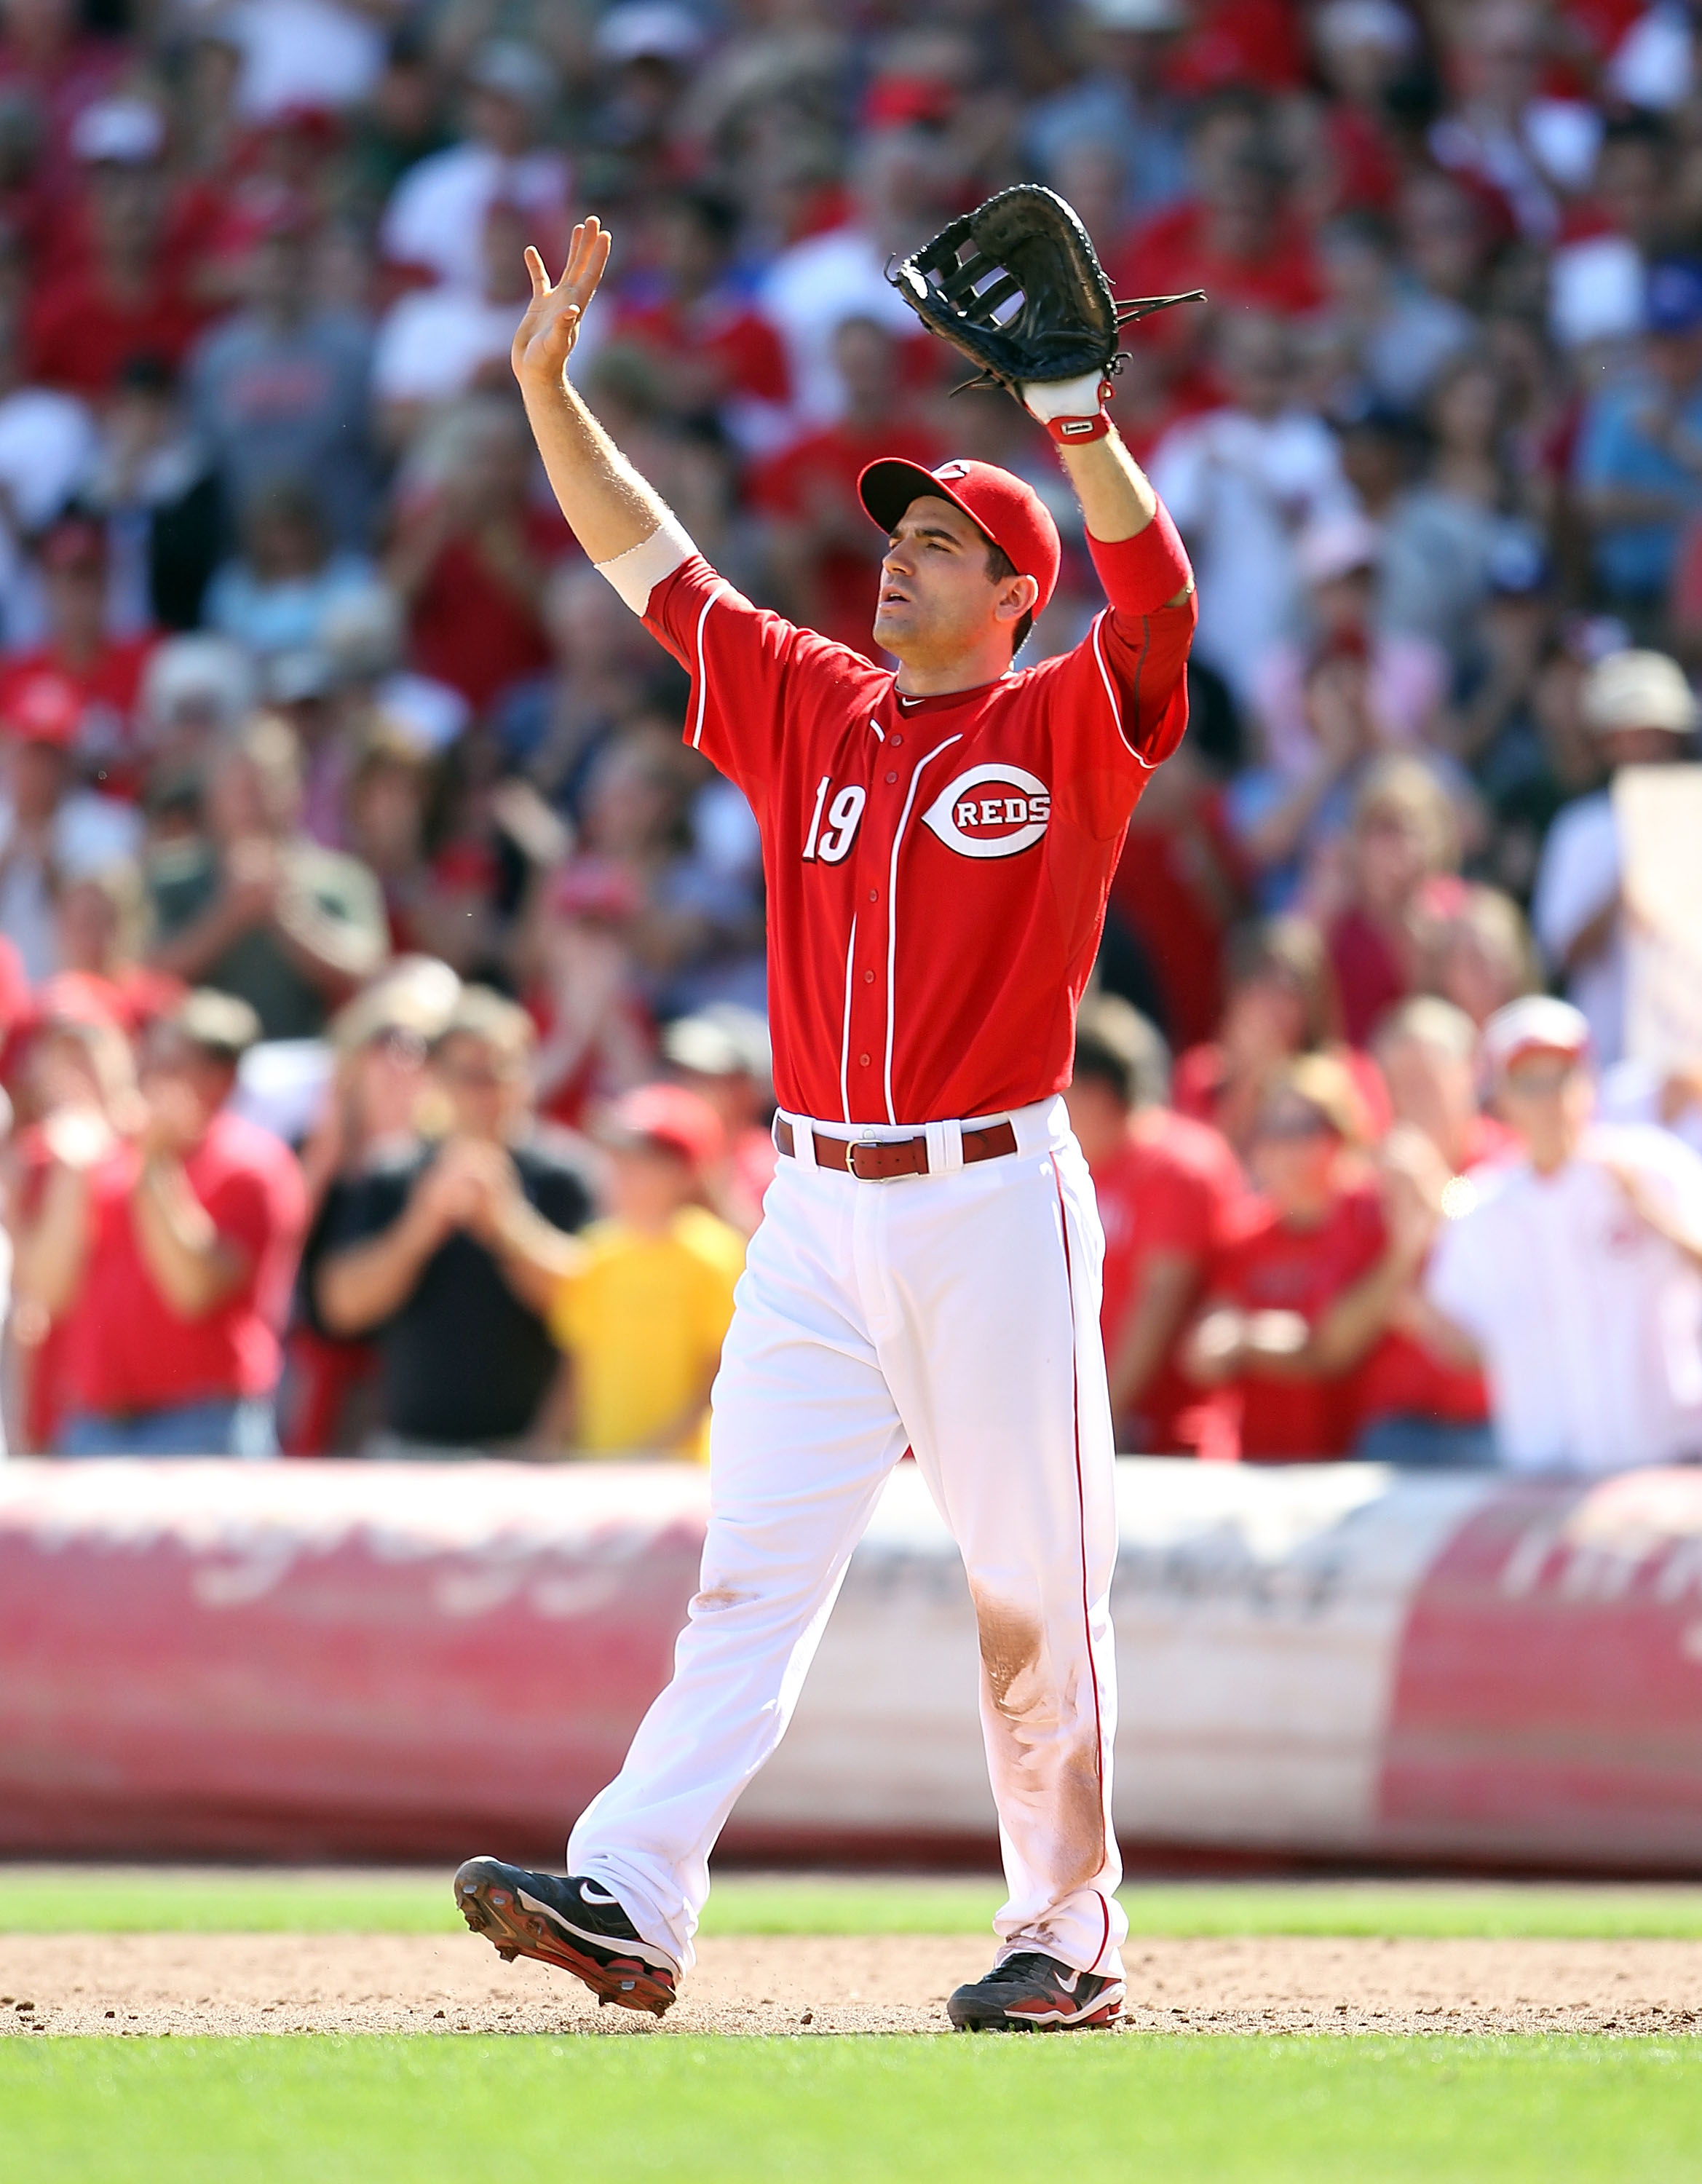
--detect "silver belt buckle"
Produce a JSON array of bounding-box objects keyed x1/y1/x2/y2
[{"x1": 848, "y1": 1134, "x2": 886, "y2": 1180}]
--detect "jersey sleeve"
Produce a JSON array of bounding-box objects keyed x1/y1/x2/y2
[
  {"x1": 641, "y1": 554, "x2": 873, "y2": 804},
  {"x1": 1026, "y1": 500, "x2": 1198, "y2": 836}
]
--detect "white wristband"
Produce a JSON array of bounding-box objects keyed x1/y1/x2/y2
[
  {"x1": 1021, "y1": 371, "x2": 1107, "y2": 424},
  {"x1": 594, "y1": 517, "x2": 698, "y2": 614}
]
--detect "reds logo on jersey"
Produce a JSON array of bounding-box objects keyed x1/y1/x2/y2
[{"x1": 920, "y1": 762, "x2": 1052, "y2": 860}]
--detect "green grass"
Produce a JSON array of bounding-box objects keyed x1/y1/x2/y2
[
  {"x1": 6, "y1": 2034, "x2": 1702, "y2": 2183},
  {"x1": 6, "y1": 1866, "x2": 1702, "y2": 1939}
]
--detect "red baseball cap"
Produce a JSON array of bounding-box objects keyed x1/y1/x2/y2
[
  {"x1": 858, "y1": 457, "x2": 1062, "y2": 618},
  {"x1": 604, "y1": 1082, "x2": 726, "y2": 1170},
  {"x1": 3, "y1": 670, "x2": 81, "y2": 748}
]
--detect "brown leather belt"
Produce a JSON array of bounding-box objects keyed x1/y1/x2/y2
[{"x1": 774, "y1": 1116, "x2": 1018, "y2": 1180}]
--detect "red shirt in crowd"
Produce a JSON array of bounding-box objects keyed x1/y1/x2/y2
[
  {"x1": 614, "y1": 292, "x2": 791, "y2": 407},
  {"x1": 24, "y1": 269, "x2": 204, "y2": 397},
  {"x1": 1172, "y1": 1043, "x2": 1393, "y2": 1147},
  {"x1": 1110, "y1": 779, "x2": 1247, "y2": 1053},
  {"x1": 750, "y1": 417, "x2": 946, "y2": 657},
  {"x1": 641, "y1": 513, "x2": 1195, "y2": 1125},
  {"x1": 1092, "y1": 1107, "x2": 1243, "y2": 1453},
  {"x1": 1356, "y1": 1318, "x2": 1489, "y2": 1434},
  {"x1": 1111, "y1": 205, "x2": 1326, "y2": 333},
  {"x1": 0, "y1": 643, "x2": 156, "y2": 792},
  {"x1": 1206, "y1": 1180, "x2": 1388, "y2": 1460},
  {"x1": 405, "y1": 508, "x2": 575, "y2": 711},
  {"x1": 60, "y1": 1110, "x2": 307, "y2": 1421},
  {"x1": 1165, "y1": 0, "x2": 1308, "y2": 96}
]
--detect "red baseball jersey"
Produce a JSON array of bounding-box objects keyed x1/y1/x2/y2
[{"x1": 642, "y1": 518, "x2": 1195, "y2": 1124}]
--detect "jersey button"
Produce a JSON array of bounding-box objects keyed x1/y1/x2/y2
[
  {"x1": 868, "y1": 889, "x2": 878, "y2": 902},
  {"x1": 890, "y1": 733, "x2": 903, "y2": 747},
  {"x1": 884, "y1": 770, "x2": 898, "y2": 784},
  {"x1": 858, "y1": 1053, "x2": 871, "y2": 1067},
  {"x1": 863, "y1": 970, "x2": 874, "y2": 984}
]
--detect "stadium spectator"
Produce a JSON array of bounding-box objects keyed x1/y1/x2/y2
[
  {"x1": 146, "y1": 713, "x2": 388, "y2": 1041},
  {"x1": 1575, "y1": 258, "x2": 1702, "y2": 621},
  {"x1": 1064, "y1": 994, "x2": 1241, "y2": 1455},
  {"x1": 1322, "y1": 755, "x2": 1462, "y2": 1048},
  {"x1": 752, "y1": 314, "x2": 943, "y2": 654},
  {"x1": 1532, "y1": 647, "x2": 1697, "y2": 1068},
  {"x1": 0, "y1": 670, "x2": 140, "y2": 982},
  {"x1": 372, "y1": 197, "x2": 533, "y2": 448},
  {"x1": 1, "y1": 513, "x2": 157, "y2": 786},
  {"x1": 204, "y1": 480, "x2": 376, "y2": 662},
  {"x1": 1151, "y1": 310, "x2": 1356, "y2": 704},
  {"x1": 82, "y1": 354, "x2": 223, "y2": 636},
  {"x1": 1430, "y1": 882, "x2": 1540, "y2": 1029},
  {"x1": 386, "y1": 395, "x2": 570, "y2": 713},
  {"x1": 283, "y1": 954, "x2": 460, "y2": 1456},
  {"x1": 187, "y1": 205, "x2": 376, "y2": 555},
  {"x1": 660, "y1": 1002, "x2": 777, "y2": 1236},
  {"x1": 7, "y1": 988, "x2": 138, "y2": 1453},
  {"x1": 1308, "y1": 1112, "x2": 1496, "y2": 1469},
  {"x1": 379, "y1": 39, "x2": 569, "y2": 296},
  {"x1": 609, "y1": 187, "x2": 792, "y2": 456},
  {"x1": 1023, "y1": 0, "x2": 1191, "y2": 224},
  {"x1": 1426, "y1": 996, "x2": 1702, "y2": 1472},
  {"x1": 1247, "y1": 513, "x2": 1448, "y2": 797},
  {"x1": 545, "y1": 1082, "x2": 743, "y2": 1459},
  {"x1": 1372, "y1": 997, "x2": 1516, "y2": 1179},
  {"x1": 17, "y1": 989, "x2": 306, "y2": 1455},
  {"x1": 25, "y1": 100, "x2": 203, "y2": 397},
  {"x1": 1380, "y1": 353, "x2": 1543, "y2": 666},
  {"x1": 1183, "y1": 1054, "x2": 1383, "y2": 1461},
  {"x1": 1173, "y1": 915, "x2": 1385, "y2": 1161},
  {"x1": 314, "y1": 984, "x2": 595, "y2": 1454},
  {"x1": 758, "y1": 126, "x2": 948, "y2": 427}
]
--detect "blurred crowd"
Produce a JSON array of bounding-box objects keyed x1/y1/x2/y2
[{"x1": 1, "y1": 0, "x2": 1702, "y2": 1470}]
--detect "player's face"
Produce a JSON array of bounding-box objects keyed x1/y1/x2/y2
[{"x1": 873, "y1": 496, "x2": 1026, "y2": 668}]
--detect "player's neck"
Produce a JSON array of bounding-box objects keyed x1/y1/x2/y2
[{"x1": 892, "y1": 638, "x2": 1014, "y2": 699}]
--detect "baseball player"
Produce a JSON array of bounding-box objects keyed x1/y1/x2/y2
[{"x1": 456, "y1": 207, "x2": 1197, "y2": 2033}]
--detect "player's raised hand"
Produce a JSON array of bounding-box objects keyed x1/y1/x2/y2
[{"x1": 512, "y1": 218, "x2": 612, "y2": 391}]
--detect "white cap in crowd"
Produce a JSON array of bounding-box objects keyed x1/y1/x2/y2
[
  {"x1": 1481, "y1": 995, "x2": 1592, "y2": 1080},
  {"x1": 1581, "y1": 649, "x2": 1699, "y2": 736}
]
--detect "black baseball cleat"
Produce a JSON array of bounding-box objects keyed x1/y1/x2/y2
[
  {"x1": 947, "y1": 1952, "x2": 1125, "y2": 2033},
  {"x1": 454, "y1": 1857, "x2": 678, "y2": 2017}
]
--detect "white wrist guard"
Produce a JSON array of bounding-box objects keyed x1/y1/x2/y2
[{"x1": 1021, "y1": 371, "x2": 1109, "y2": 424}]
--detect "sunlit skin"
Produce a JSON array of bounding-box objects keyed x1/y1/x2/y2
[
  {"x1": 606, "y1": 1140, "x2": 698, "y2": 1235},
  {"x1": 1060, "y1": 1074, "x2": 1129, "y2": 1167},
  {"x1": 1495, "y1": 1052, "x2": 1594, "y2": 1175},
  {"x1": 871, "y1": 496, "x2": 1038, "y2": 692},
  {"x1": 1248, "y1": 1109, "x2": 1345, "y2": 1227}
]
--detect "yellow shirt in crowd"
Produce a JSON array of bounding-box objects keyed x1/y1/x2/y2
[{"x1": 547, "y1": 1206, "x2": 745, "y2": 1459}]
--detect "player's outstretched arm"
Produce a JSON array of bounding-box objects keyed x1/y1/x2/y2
[
  {"x1": 512, "y1": 218, "x2": 676, "y2": 565},
  {"x1": 1053, "y1": 427, "x2": 1193, "y2": 609}
]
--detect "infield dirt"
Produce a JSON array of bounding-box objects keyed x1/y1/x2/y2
[{"x1": 3, "y1": 1934, "x2": 1701, "y2": 2038}]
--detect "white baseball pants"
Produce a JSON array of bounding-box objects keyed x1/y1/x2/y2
[{"x1": 569, "y1": 1094, "x2": 1127, "y2": 1979}]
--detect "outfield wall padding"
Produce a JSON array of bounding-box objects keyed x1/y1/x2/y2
[{"x1": 1, "y1": 1457, "x2": 1699, "y2": 1868}]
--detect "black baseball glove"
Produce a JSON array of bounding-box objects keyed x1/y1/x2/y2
[{"x1": 889, "y1": 183, "x2": 1205, "y2": 400}]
